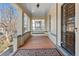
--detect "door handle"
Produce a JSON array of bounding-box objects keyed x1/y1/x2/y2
[{"x1": 75, "y1": 28, "x2": 78, "y2": 32}]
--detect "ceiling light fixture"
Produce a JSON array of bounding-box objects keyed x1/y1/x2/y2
[{"x1": 37, "y1": 3, "x2": 40, "y2": 8}]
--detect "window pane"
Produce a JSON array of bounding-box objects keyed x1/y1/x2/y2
[
  {"x1": 24, "y1": 13, "x2": 30, "y2": 32},
  {"x1": 32, "y1": 19, "x2": 45, "y2": 33},
  {"x1": 0, "y1": 3, "x2": 19, "y2": 53}
]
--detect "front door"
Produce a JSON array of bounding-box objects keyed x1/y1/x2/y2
[{"x1": 61, "y1": 3, "x2": 75, "y2": 55}]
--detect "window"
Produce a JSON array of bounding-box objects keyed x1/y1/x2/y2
[
  {"x1": 0, "y1": 3, "x2": 18, "y2": 34},
  {"x1": 24, "y1": 13, "x2": 30, "y2": 32},
  {"x1": 0, "y1": 3, "x2": 19, "y2": 53},
  {"x1": 32, "y1": 19, "x2": 45, "y2": 33},
  {"x1": 49, "y1": 15, "x2": 51, "y2": 32},
  {"x1": 35, "y1": 21, "x2": 41, "y2": 28}
]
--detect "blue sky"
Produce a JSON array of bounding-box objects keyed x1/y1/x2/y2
[{"x1": 0, "y1": 3, "x2": 19, "y2": 19}]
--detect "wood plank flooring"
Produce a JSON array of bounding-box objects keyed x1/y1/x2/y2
[{"x1": 20, "y1": 36, "x2": 55, "y2": 49}]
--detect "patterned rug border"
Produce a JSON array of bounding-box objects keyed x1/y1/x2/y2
[
  {"x1": 13, "y1": 48, "x2": 62, "y2": 56},
  {"x1": 19, "y1": 48, "x2": 56, "y2": 50}
]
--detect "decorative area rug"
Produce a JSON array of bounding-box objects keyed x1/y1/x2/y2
[{"x1": 14, "y1": 48, "x2": 62, "y2": 56}]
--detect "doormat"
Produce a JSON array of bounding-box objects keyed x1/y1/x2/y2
[{"x1": 13, "y1": 48, "x2": 62, "y2": 56}]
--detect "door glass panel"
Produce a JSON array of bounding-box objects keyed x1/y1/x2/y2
[{"x1": 61, "y1": 3, "x2": 75, "y2": 55}]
